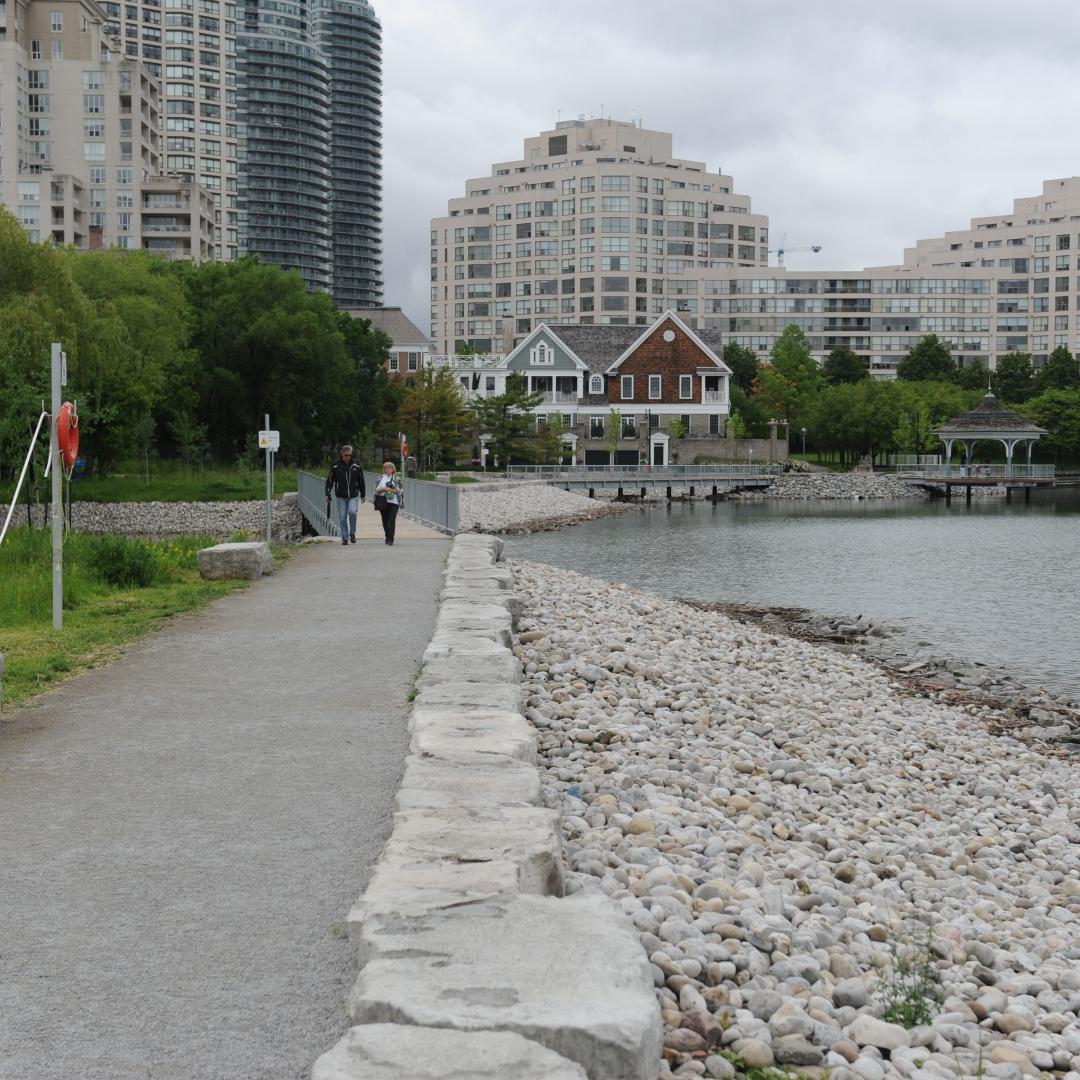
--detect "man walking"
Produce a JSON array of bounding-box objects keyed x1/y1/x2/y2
[{"x1": 324, "y1": 445, "x2": 365, "y2": 545}]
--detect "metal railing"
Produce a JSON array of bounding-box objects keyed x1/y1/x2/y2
[
  {"x1": 506, "y1": 463, "x2": 785, "y2": 480},
  {"x1": 297, "y1": 469, "x2": 459, "y2": 536},
  {"x1": 896, "y1": 463, "x2": 1055, "y2": 480}
]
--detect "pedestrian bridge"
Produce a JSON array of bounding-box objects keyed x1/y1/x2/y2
[{"x1": 506, "y1": 463, "x2": 783, "y2": 497}]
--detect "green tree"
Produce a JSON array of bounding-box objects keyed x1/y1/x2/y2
[
  {"x1": 178, "y1": 258, "x2": 357, "y2": 462},
  {"x1": 725, "y1": 411, "x2": 747, "y2": 440},
  {"x1": 822, "y1": 344, "x2": 867, "y2": 385},
  {"x1": 950, "y1": 361, "x2": 990, "y2": 391},
  {"x1": 722, "y1": 342, "x2": 759, "y2": 393},
  {"x1": 397, "y1": 367, "x2": 468, "y2": 469},
  {"x1": 1022, "y1": 388, "x2": 1080, "y2": 461},
  {"x1": 470, "y1": 373, "x2": 544, "y2": 467},
  {"x1": 993, "y1": 352, "x2": 1034, "y2": 404},
  {"x1": 533, "y1": 413, "x2": 568, "y2": 465},
  {"x1": 1033, "y1": 345, "x2": 1080, "y2": 394},
  {"x1": 602, "y1": 409, "x2": 621, "y2": 459},
  {"x1": 896, "y1": 334, "x2": 954, "y2": 381},
  {"x1": 667, "y1": 418, "x2": 686, "y2": 463}
]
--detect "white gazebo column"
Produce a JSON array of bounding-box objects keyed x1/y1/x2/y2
[{"x1": 942, "y1": 438, "x2": 954, "y2": 477}]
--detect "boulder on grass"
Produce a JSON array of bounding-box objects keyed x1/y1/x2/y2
[{"x1": 196, "y1": 541, "x2": 272, "y2": 580}]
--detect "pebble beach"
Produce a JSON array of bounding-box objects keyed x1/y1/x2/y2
[{"x1": 511, "y1": 559, "x2": 1080, "y2": 1080}]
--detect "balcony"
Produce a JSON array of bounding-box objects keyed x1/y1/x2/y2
[
  {"x1": 535, "y1": 390, "x2": 579, "y2": 404},
  {"x1": 702, "y1": 390, "x2": 727, "y2": 405}
]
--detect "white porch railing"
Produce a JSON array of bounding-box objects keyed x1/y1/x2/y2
[
  {"x1": 534, "y1": 390, "x2": 579, "y2": 404},
  {"x1": 896, "y1": 464, "x2": 1055, "y2": 480},
  {"x1": 702, "y1": 391, "x2": 727, "y2": 404}
]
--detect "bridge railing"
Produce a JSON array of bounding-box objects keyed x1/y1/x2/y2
[
  {"x1": 506, "y1": 463, "x2": 784, "y2": 480},
  {"x1": 896, "y1": 463, "x2": 1055, "y2": 480},
  {"x1": 297, "y1": 470, "x2": 459, "y2": 536}
]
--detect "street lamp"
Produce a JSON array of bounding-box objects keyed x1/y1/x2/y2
[{"x1": 799, "y1": 426, "x2": 807, "y2": 458}]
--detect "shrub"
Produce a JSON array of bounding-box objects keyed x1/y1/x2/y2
[{"x1": 82, "y1": 534, "x2": 165, "y2": 588}]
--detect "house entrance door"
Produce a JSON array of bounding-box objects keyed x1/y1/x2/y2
[{"x1": 652, "y1": 442, "x2": 664, "y2": 465}]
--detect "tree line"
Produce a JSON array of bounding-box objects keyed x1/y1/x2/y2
[
  {"x1": 724, "y1": 329, "x2": 1080, "y2": 465},
  {"x1": 0, "y1": 208, "x2": 399, "y2": 482}
]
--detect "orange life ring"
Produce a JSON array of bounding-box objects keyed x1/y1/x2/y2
[{"x1": 57, "y1": 401, "x2": 79, "y2": 470}]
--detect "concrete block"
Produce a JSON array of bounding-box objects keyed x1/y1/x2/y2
[
  {"x1": 196, "y1": 541, "x2": 272, "y2": 580},
  {"x1": 413, "y1": 680, "x2": 522, "y2": 715},
  {"x1": 409, "y1": 706, "x2": 535, "y2": 764},
  {"x1": 437, "y1": 601, "x2": 513, "y2": 639},
  {"x1": 312, "y1": 1023, "x2": 587, "y2": 1080},
  {"x1": 347, "y1": 805, "x2": 563, "y2": 927},
  {"x1": 417, "y1": 652, "x2": 522, "y2": 689},
  {"x1": 451, "y1": 534, "x2": 503, "y2": 561},
  {"x1": 393, "y1": 754, "x2": 542, "y2": 813},
  {"x1": 348, "y1": 894, "x2": 662, "y2": 1080}
]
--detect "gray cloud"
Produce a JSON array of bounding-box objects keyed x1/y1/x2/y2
[{"x1": 379, "y1": 0, "x2": 1080, "y2": 331}]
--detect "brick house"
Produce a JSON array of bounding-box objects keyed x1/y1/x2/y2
[
  {"x1": 495, "y1": 311, "x2": 733, "y2": 464},
  {"x1": 346, "y1": 306, "x2": 432, "y2": 379}
]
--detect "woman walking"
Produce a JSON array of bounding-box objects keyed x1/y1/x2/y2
[{"x1": 373, "y1": 461, "x2": 403, "y2": 545}]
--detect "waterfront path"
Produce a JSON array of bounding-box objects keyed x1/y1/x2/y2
[{"x1": 0, "y1": 530, "x2": 449, "y2": 1079}]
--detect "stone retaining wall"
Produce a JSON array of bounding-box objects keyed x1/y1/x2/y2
[
  {"x1": 0, "y1": 498, "x2": 302, "y2": 539},
  {"x1": 312, "y1": 534, "x2": 662, "y2": 1080}
]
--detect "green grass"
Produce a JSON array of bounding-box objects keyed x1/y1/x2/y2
[
  {"x1": 0, "y1": 528, "x2": 289, "y2": 709},
  {"x1": 49, "y1": 464, "x2": 297, "y2": 504},
  {"x1": 414, "y1": 471, "x2": 482, "y2": 483}
]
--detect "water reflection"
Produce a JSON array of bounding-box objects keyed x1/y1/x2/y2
[{"x1": 506, "y1": 489, "x2": 1080, "y2": 700}]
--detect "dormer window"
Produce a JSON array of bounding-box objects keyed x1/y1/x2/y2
[
  {"x1": 530, "y1": 341, "x2": 554, "y2": 365},
  {"x1": 589, "y1": 374, "x2": 603, "y2": 394}
]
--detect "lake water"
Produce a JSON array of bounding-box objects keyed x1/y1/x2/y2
[{"x1": 505, "y1": 488, "x2": 1080, "y2": 702}]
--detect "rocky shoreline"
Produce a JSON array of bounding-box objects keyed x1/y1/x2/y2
[
  {"x1": 511, "y1": 559, "x2": 1080, "y2": 1080},
  {"x1": 684, "y1": 601, "x2": 1080, "y2": 753}
]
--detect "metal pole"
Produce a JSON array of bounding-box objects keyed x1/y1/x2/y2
[
  {"x1": 51, "y1": 343, "x2": 63, "y2": 630},
  {"x1": 264, "y1": 412, "x2": 271, "y2": 543}
]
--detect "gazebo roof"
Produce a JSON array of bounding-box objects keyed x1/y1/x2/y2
[{"x1": 931, "y1": 392, "x2": 1046, "y2": 437}]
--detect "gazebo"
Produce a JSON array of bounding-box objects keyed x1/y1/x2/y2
[{"x1": 931, "y1": 391, "x2": 1046, "y2": 480}]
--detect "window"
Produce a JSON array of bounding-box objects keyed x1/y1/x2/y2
[
  {"x1": 620, "y1": 374, "x2": 634, "y2": 399},
  {"x1": 84, "y1": 142, "x2": 106, "y2": 161},
  {"x1": 648, "y1": 374, "x2": 662, "y2": 399},
  {"x1": 709, "y1": 414, "x2": 721, "y2": 435},
  {"x1": 679, "y1": 374, "x2": 693, "y2": 399},
  {"x1": 387, "y1": 354, "x2": 398, "y2": 372},
  {"x1": 589, "y1": 374, "x2": 603, "y2": 394},
  {"x1": 408, "y1": 352, "x2": 420, "y2": 371},
  {"x1": 84, "y1": 94, "x2": 105, "y2": 113},
  {"x1": 50, "y1": 9, "x2": 62, "y2": 29},
  {"x1": 51, "y1": 39, "x2": 63, "y2": 59},
  {"x1": 530, "y1": 341, "x2": 554, "y2": 365},
  {"x1": 31, "y1": 39, "x2": 42, "y2": 58},
  {"x1": 589, "y1": 415, "x2": 604, "y2": 437}
]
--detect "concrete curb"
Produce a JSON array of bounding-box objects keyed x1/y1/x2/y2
[{"x1": 312, "y1": 533, "x2": 662, "y2": 1080}]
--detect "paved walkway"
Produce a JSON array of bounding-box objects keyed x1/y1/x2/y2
[{"x1": 0, "y1": 531, "x2": 449, "y2": 1079}]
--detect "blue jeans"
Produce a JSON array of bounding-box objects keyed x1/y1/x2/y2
[{"x1": 337, "y1": 495, "x2": 358, "y2": 540}]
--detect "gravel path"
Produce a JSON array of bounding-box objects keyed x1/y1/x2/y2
[
  {"x1": 0, "y1": 537, "x2": 448, "y2": 1079},
  {"x1": 511, "y1": 560, "x2": 1080, "y2": 1080}
]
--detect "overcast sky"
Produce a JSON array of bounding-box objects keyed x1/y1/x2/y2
[{"x1": 379, "y1": 0, "x2": 1080, "y2": 331}]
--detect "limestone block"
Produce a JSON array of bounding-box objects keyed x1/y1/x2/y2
[
  {"x1": 413, "y1": 679, "x2": 522, "y2": 715},
  {"x1": 196, "y1": 541, "x2": 272, "y2": 580},
  {"x1": 417, "y1": 652, "x2": 522, "y2": 689},
  {"x1": 436, "y1": 601, "x2": 513, "y2": 644},
  {"x1": 348, "y1": 894, "x2": 662, "y2": 1080},
  {"x1": 443, "y1": 567, "x2": 513, "y2": 590},
  {"x1": 422, "y1": 632, "x2": 513, "y2": 665},
  {"x1": 347, "y1": 805, "x2": 563, "y2": 929},
  {"x1": 451, "y1": 534, "x2": 503, "y2": 560},
  {"x1": 393, "y1": 754, "x2": 542, "y2": 812},
  {"x1": 409, "y1": 706, "x2": 536, "y2": 764},
  {"x1": 312, "y1": 1023, "x2": 587, "y2": 1080},
  {"x1": 437, "y1": 589, "x2": 523, "y2": 627}
]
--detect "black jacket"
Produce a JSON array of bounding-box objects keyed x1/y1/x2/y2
[{"x1": 325, "y1": 459, "x2": 366, "y2": 499}]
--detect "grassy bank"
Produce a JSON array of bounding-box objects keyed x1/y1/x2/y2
[
  {"x1": 0, "y1": 529, "x2": 286, "y2": 709},
  {"x1": 58, "y1": 464, "x2": 297, "y2": 503}
]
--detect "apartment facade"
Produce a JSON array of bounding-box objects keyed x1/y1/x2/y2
[
  {"x1": 432, "y1": 119, "x2": 1079, "y2": 378},
  {"x1": 0, "y1": 0, "x2": 213, "y2": 257},
  {"x1": 429, "y1": 117, "x2": 770, "y2": 357}
]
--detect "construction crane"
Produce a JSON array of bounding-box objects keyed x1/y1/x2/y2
[{"x1": 768, "y1": 233, "x2": 822, "y2": 265}]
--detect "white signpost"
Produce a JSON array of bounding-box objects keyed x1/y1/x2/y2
[{"x1": 258, "y1": 420, "x2": 278, "y2": 542}]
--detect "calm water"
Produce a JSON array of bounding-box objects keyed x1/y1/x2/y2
[{"x1": 506, "y1": 489, "x2": 1080, "y2": 702}]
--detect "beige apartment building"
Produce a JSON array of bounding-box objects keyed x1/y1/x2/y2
[
  {"x1": 429, "y1": 117, "x2": 771, "y2": 356},
  {"x1": 0, "y1": 0, "x2": 213, "y2": 257},
  {"x1": 432, "y1": 119, "x2": 1079, "y2": 377}
]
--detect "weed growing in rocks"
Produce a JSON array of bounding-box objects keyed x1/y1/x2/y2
[{"x1": 877, "y1": 928, "x2": 944, "y2": 1028}]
